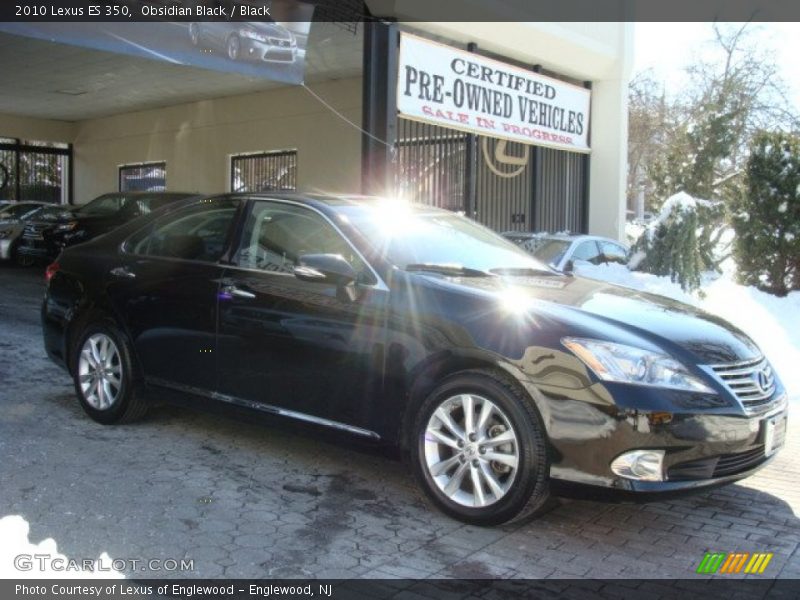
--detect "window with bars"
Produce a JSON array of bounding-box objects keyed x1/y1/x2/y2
[
  {"x1": 230, "y1": 150, "x2": 297, "y2": 193},
  {"x1": 0, "y1": 138, "x2": 71, "y2": 204},
  {"x1": 119, "y1": 162, "x2": 167, "y2": 192}
]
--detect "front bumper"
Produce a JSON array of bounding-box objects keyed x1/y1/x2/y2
[
  {"x1": 18, "y1": 238, "x2": 59, "y2": 261},
  {"x1": 242, "y1": 39, "x2": 297, "y2": 63},
  {"x1": 535, "y1": 381, "x2": 788, "y2": 494}
]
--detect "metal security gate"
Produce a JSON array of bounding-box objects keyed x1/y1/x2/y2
[
  {"x1": 119, "y1": 162, "x2": 166, "y2": 192},
  {"x1": 231, "y1": 150, "x2": 297, "y2": 192},
  {"x1": 475, "y1": 137, "x2": 535, "y2": 232},
  {"x1": 396, "y1": 117, "x2": 588, "y2": 234},
  {"x1": 535, "y1": 147, "x2": 587, "y2": 233},
  {"x1": 396, "y1": 120, "x2": 466, "y2": 212},
  {"x1": 0, "y1": 138, "x2": 71, "y2": 204}
]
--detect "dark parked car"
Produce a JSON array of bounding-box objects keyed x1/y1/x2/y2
[
  {"x1": 189, "y1": 21, "x2": 297, "y2": 63},
  {"x1": 42, "y1": 194, "x2": 787, "y2": 525},
  {"x1": 0, "y1": 202, "x2": 69, "y2": 265},
  {"x1": 18, "y1": 192, "x2": 196, "y2": 263}
]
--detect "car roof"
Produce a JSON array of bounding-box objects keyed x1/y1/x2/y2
[
  {"x1": 227, "y1": 192, "x2": 452, "y2": 214},
  {"x1": 107, "y1": 191, "x2": 196, "y2": 196},
  {"x1": 536, "y1": 233, "x2": 627, "y2": 244}
]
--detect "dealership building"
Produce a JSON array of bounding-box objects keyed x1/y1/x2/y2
[{"x1": 0, "y1": 17, "x2": 632, "y2": 240}]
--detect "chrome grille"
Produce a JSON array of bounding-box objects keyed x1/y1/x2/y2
[
  {"x1": 708, "y1": 357, "x2": 776, "y2": 414},
  {"x1": 23, "y1": 222, "x2": 49, "y2": 239}
]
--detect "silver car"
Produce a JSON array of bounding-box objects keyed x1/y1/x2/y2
[{"x1": 503, "y1": 232, "x2": 629, "y2": 272}]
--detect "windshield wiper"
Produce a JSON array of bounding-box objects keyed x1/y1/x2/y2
[
  {"x1": 405, "y1": 263, "x2": 493, "y2": 277},
  {"x1": 489, "y1": 267, "x2": 559, "y2": 277}
]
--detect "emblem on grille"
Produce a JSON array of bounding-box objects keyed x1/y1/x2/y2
[{"x1": 756, "y1": 369, "x2": 771, "y2": 395}]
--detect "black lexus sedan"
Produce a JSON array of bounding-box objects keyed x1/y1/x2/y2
[
  {"x1": 41, "y1": 193, "x2": 788, "y2": 525},
  {"x1": 19, "y1": 191, "x2": 196, "y2": 263}
]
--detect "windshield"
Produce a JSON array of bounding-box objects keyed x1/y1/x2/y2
[
  {"x1": 339, "y1": 202, "x2": 552, "y2": 274},
  {"x1": 532, "y1": 239, "x2": 571, "y2": 267},
  {"x1": 75, "y1": 194, "x2": 127, "y2": 216}
]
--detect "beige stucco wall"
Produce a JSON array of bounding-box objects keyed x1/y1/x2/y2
[
  {"x1": 0, "y1": 112, "x2": 76, "y2": 143},
  {"x1": 71, "y1": 77, "x2": 363, "y2": 202}
]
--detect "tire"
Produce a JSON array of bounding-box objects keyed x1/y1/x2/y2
[
  {"x1": 14, "y1": 247, "x2": 34, "y2": 267},
  {"x1": 71, "y1": 320, "x2": 148, "y2": 424},
  {"x1": 409, "y1": 368, "x2": 550, "y2": 526},
  {"x1": 189, "y1": 23, "x2": 201, "y2": 46},
  {"x1": 226, "y1": 35, "x2": 241, "y2": 61}
]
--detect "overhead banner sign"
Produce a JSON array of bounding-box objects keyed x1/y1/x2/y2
[
  {"x1": 0, "y1": 1, "x2": 313, "y2": 85},
  {"x1": 397, "y1": 33, "x2": 591, "y2": 153}
]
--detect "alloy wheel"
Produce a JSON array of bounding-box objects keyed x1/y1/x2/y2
[
  {"x1": 423, "y1": 394, "x2": 519, "y2": 508},
  {"x1": 227, "y1": 36, "x2": 240, "y2": 60},
  {"x1": 78, "y1": 333, "x2": 123, "y2": 410}
]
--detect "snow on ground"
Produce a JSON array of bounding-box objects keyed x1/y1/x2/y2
[
  {"x1": 575, "y1": 262, "x2": 800, "y2": 405},
  {"x1": 0, "y1": 515, "x2": 123, "y2": 578}
]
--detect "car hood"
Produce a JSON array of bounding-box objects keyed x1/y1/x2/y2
[
  {"x1": 417, "y1": 272, "x2": 760, "y2": 365},
  {"x1": 249, "y1": 23, "x2": 291, "y2": 38},
  {"x1": 51, "y1": 212, "x2": 108, "y2": 226},
  {"x1": 27, "y1": 210, "x2": 76, "y2": 225}
]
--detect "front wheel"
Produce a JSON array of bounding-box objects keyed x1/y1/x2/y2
[
  {"x1": 189, "y1": 23, "x2": 202, "y2": 46},
  {"x1": 226, "y1": 35, "x2": 241, "y2": 61},
  {"x1": 72, "y1": 321, "x2": 147, "y2": 424},
  {"x1": 14, "y1": 247, "x2": 34, "y2": 267},
  {"x1": 410, "y1": 369, "x2": 551, "y2": 525}
]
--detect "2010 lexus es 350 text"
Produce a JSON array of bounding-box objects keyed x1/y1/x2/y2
[{"x1": 41, "y1": 194, "x2": 788, "y2": 525}]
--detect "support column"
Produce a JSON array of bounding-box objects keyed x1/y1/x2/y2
[{"x1": 361, "y1": 20, "x2": 399, "y2": 196}]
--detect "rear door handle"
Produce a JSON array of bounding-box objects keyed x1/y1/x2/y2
[
  {"x1": 221, "y1": 284, "x2": 255, "y2": 299},
  {"x1": 110, "y1": 266, "x2": 136, "y2": 279}
]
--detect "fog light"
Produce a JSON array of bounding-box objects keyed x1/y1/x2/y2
[{"x1": 610, "y1": 449, "x2": 665, "y2": 481}]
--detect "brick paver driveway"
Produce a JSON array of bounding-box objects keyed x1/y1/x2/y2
[{"x1": 1, "y1": 266, "x2": 798, "y2": 581}]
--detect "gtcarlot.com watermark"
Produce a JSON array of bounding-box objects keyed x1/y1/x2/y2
[{"x1": 14, "y1": 553, "x2": 194, "y2": 573}]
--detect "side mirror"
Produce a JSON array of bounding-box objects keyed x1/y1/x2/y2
[
  {"x1": 294, "y1": 253, "x2": 356, "y2": 286},
  {"x1": 563, "y1": 259, "x2": 575, "y2": 273}
]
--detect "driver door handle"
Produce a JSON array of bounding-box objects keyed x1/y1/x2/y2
[
  {"x1": 110, "y1": 266, "x2": 136, "y2": 279},
  {"x1": 221, "y1": 284, "x2": 256, "y2": 300}
]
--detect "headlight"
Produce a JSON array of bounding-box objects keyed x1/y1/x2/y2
[
  {"x1": 562, "y1": 337, "x2": 716, "y2": 393},
  {"x1": 239, "y1": 28, "x2": 266, "y2": 42},
  {"x1": 268, "y1": 36, "x2": 293, "y2": 47},
  {"x1": 55, "y1": 222, "x2": 77, "y2": 232},
  {"x1": 0, "y1": 229, "x2": 12, "y2": 239}
]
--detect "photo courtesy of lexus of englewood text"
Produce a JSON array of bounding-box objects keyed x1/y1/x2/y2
[{"x1": 0, "y1": 1, "x2": 798, "y2": 599}]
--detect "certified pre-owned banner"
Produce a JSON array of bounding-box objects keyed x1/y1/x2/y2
[{"x1": 397, "y1": 33, "x2": 591, "y2": 153}]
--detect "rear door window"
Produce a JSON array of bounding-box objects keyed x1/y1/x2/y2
[
  {"x1": 127, "y1": 198, "x2": 239, "y2": 263},
  {"x1": 599, "y1": 241, "x2": 628, "y2": 264},
  {"x1": 571, "y1": 241, "x2": 603, "y2": 265}
]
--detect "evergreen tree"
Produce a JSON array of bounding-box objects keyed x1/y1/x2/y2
[
  {"x1": 732, "y1": 131, "x2": 800, "y2": 296},
  {"x1": 629, "y1": 192, "x2": 723, "y2": 292}
]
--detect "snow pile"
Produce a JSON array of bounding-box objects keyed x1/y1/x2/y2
[
  {"x1": 575, "y1": 262, "x2": 800, "y2": 405},
  {"x1": 0, "y1": 515, "x2": 123, "y2": 578},
  {"x1": 624, "y1": 220, "x2": 646, "y2": 245}
]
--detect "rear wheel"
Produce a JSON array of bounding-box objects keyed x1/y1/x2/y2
[
  {"x1": 410, "y1": 369, "x2": 551, "y2": 525},
  {"x1": 72, "y1": 322, "x2": 147, "y2": 424}
]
